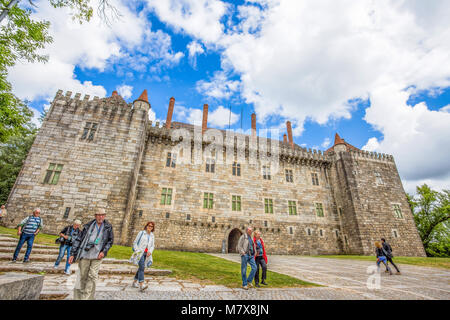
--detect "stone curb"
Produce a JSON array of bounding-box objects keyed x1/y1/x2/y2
[{"x1": 0, "y1": 265, "x2": 172, "y2": 275}]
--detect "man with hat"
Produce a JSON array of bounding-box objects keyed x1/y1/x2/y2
[
  {"x1": 68, "y1": 208, "x2": 114, "y2": 300},
  {"x1": 54, "y1": 219, "x2": 82, "y2": 275}
]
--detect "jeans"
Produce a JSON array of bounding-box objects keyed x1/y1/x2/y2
[
  {"x1": 134, "y1": 254, "x2": 146, "y2": 283},
  {"x1": 254, "y1": 256, "x2": 267, "y2": 285},
  {"x1": 13, "y1": 233, "x2": 35, "y2": 261},
  {"x1": 54, "y1": 244, "x2": 72, "y2": 272},
  {"x1": 241, "y1": 254, "x2": 257, "y2": 286},
  {"x1": 377, "y1": 256, "x2": 392, "y2": 273}
]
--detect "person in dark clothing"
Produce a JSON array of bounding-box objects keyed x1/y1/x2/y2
[
  {"x1": 253, "y1": 230, "x2": 268, "y2": 288},
  {"x1": 381, "y1": 238, "x2": 401, "y2": 274},
  {"x1": 375, "y1": 241, "x2": 392, "y2": 275},
  {"x1": 53, "y1": 219, "x2": 82, "y2": 274}
]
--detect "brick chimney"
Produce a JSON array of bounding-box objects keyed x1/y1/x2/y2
[
  {"x1": 286, "y1": 121, "x2": 294, "y2": 148},
  {"x1": 283, "y1": 134, "x2": 287, "y2": 143},
  {"x1": 166, "y1": 97, "x2": 175, "y2": 129},
  {"x1": 251, "y1": 113, "x2": 256, "y2": 138},
  {"x1": 202, "y1": 104, "x2": 208, "y2": 134}
]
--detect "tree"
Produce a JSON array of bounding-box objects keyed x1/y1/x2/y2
[
  {"x1": 0, "y1": 0, "x2": 117, "y2": 143},
  {"x1": 408, "y1": 184, "x2": 450, "y2": 257}
]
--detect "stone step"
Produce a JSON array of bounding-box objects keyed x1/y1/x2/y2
[
  {"x1": 0, "y1": 247, "x2": 60, "y2": 254},
  {"x1": 0, "y1": 253, "x2": 130, "y2": 265},
  {"x1": 0, "y1": 241, "x2": 58, "y2": 249},
  {"x1": 39, "y1": 291, "x2": 69, "y2": 300},
  {"x1": 0, "y1": 263, "x2": 171, "y2": 276}
]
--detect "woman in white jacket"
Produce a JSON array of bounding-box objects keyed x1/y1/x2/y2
[{"x1": 131, "y1": 221, "x2": 155, "y2": 291}]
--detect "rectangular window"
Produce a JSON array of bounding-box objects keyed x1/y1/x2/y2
[
  {"x1": 319, "y1": 229, "x2": 323, "y2": 237},
  {"x1": 289, "y1": 227, "x2": 293, "y2": 235},
  {"x1": 206, "y1": 158, "x2": 215, "y2": 173},
  {"x1": 262, "y1": 165, "x2": 271, "y2": 180},
  {"x1": 165, "y1": 212, "x2": 170, "y2": 219},
  {"x1": 232, "y1": 162, "x2": 241, "y2": 176},
  {"x1": 43, "y1": 163, "x2": 63, "y2": 185},
  {"x1": 307, "y1": 228, "x2": 311, "y2": 236},
  {"x1": 338, "y1": 207, "x2": 343, "y2": 216},
  {"x1": 335, "y1": 230, "x2": 340, "y2": 238},
  {"x1": 203, "y1": 193, "x2": 214, "y2": 209},
  {"x1": 63, "y1": 207, "x2": 71, "y2": 219},
  {"x1": 166, "y1": 152, "x2": 176, "y2": 168},
  {"x1": 285, "y1": 169, "x2": 293, "y2": 183},
  {"x1": 311, "y1": 173, "x2": 319, "y2": 186},
  {"x1": 264, "y1": 198, "x2": 273, "y2": 214},
  {"x1": 315, "y1": 203, "x2": 324, "y2": 217},
  {"x1": 160, "y1": 188, "x2": 173, "y2": 205},
  {"x1": 393, "y1": 204, "x2": 403, "y2": 219},
  {"x1": 288, "y1": 201, "x2": 297, "y2": 215},
  {"x1": 232, "y1": 195, "x2": 241, "y2": 211},
  {"x1": 81, "y1": 122, "x2": 98, "y2": 141}
]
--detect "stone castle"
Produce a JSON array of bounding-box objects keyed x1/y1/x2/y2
[{"x1": 6, "y1": 89, "x2": 426, "y2": 256}]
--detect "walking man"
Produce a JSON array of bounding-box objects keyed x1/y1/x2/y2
[
  {"x1": 237, "y1": 226, "x2": 257, "y2": 290},
  {"x1": 54, "y1": 219, "x2": 82, "y2": 275},
  {"x1": 12, "y1": 208, "x2": 43, "y2": 263},
  {"x1": 68, "y1": 208, "x2": 114, "y2": 300},
  {"x1": 381, "y1": 238, "x2": 401, "y2": 274}
]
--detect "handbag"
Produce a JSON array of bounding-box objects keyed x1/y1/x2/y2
[{"x1": 129, "y1": 231, "x2": 144, "y2": 265}]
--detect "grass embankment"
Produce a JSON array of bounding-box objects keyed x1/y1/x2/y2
[
  {"x1": 0, "y1": 226, "x2": 316, "y2": 288},
  {"x1": 313, "y1": 255, "x2": 450, "y2": 270}
]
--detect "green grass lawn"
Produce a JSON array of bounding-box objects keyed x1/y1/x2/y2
[
  {"x1": 0, "y1": 226, "x2": 316, "y2": 288},
  {"x1": 313, "y1": 255, "x2": 450, "y2": 269}
]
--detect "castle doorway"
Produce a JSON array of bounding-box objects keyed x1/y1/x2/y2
[{"x1": 228, "y1": 228, "x2": 243, "y2": 253}]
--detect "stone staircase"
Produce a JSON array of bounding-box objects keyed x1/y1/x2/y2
[{"x1": 0, "y1": 233, "x2": 172, "y2": 299}]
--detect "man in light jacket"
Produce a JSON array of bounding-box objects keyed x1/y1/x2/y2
[
  {"x1": 236, "y1": 226, "x2": 257, "y2": 290},
  {"x1": 68, "y1": 208, "x2": 114, "y2": 300}
]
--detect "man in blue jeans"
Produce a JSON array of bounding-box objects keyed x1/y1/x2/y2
[
  {"x1": 12, "y1": 208, "x2": 43, "y2": 263},
  {"x1": 237, "y1": 227, "x2": 257, "y2": 290}
]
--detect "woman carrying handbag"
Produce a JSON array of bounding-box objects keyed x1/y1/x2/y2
[{"x1": 130, "y1": 221, "x2": 155, "y2": 291}]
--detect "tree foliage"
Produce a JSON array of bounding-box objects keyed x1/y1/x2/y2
[{"x1": 408, "y1": 184, "x2": 450, "y2": 257}]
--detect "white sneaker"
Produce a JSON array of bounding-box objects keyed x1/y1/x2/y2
[
  {"x1": 64, "y1": 270, "x2": 71, "y2": 275},
  {"x1": 242, "y1": 285, "x2": 248, "y2": 290},
  {"x1": 53, "y1": 265, "x2": 58, "y2": 269},
  {"x1": 132, "y1": 281, "x2": 139, "y2": 288}
]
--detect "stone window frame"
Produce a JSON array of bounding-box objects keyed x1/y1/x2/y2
[
  {"x1": 160, "y1": 187, "x2": 174, "y2": 206},
  {"x1": 232, "y1": 162, "x2": 241, "y2": 177},
  {"x1": 392, "y1": 203, "x2": 404, "y2": 219},
  {"x1": 203, "y1": 192, "x2": 214, "y2": 209},
  {"x1": 264, "y1": 198, "x2": 274, "y2": 214},
  {"x1": 311, "y1": 172, "x2": 319, "y2": 186},
  {"x1": 338, "y1": 207, "x2": 343, "y2": 217},
  {"x1": 334, "y1": 229, "x2": 340, "y2": 239},
  {"x1": 315, "y1": 202, "x2": 325, "y2": 217},
  {"x1": 42, "y1": 162, "x2": 64, "y2": 185},
  {"x1": 305, "y1": 227, "x2": 312, "y2": 236},
  {"x1": 206, "y1": 157, "x2": 215, "y2": 173},
  {"x1": 319, "y1": 228, "x2": 325, "y2": 238},
  {"x1": 166, "y1": 152, "x2": 177, "y2": 168},
  {"x1": 288, "y1": 200, "x2": 297, "y2": 215},
  {"x1": 80, "y1": 121, "x2": 98, "y2": 142},
  {"x1": 288, "y1": 226, "x2": 294, "y2": 236},
  {"x1": 165, "y1": 212, "x2": 170, "y2": 219},
  {"x1": 285, "y1": 169, "x2": 294, "y2": 183},
  {"x1": 392, "y1": 229, "x2": 399, "y2": 239},
  {"x1": 262, "y1": 165, "x2": 271, "y2": 180},
  {"x1": 186, "y1": 214, "x2": 191, "y2": 221},
  {"x1": 343, "y1": 234, "x2": 349, "y2": 246},
  {"x1": 231, "y1": 195, "x2": 242, "y2": 212},
  {"x1": 264, "y1": 220, "x2": 268, "y2": 227},
  {"x1": 59, "y1": 203, "x2": 74, "y2": 221}
]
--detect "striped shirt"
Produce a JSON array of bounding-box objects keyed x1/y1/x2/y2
[{"x1": 20, "y1": 216, "x2": 43, "y2": 234}]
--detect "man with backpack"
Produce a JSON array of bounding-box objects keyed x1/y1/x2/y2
[
  {"x1": 381, "y1": 238, "x2": 401, "y2": 274},
  {"x1": 12, "y1": 208, "x2": 43, "y2": 263}
]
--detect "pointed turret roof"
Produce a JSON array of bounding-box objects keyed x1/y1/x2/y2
[
  {"x1": 325, "y1": 133, "x2": 360, "y2": 154},
  {"x1": 136, "y1": 89, "x2": 149, "y2": 103}
]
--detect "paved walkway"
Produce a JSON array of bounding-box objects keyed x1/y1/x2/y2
[{"x1": 210, "y1": 253, "x2": 450, "y2": 300}]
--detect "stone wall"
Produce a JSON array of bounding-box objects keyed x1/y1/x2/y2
[{"x1": 6, "y1": 90, "x2": 148, "y2": 237}]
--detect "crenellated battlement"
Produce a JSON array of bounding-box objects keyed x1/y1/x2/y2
[{"x1": 347, "y1": 149, "x2": 395, "y2": 163}]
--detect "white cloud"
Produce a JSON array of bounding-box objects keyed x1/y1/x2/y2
[
  {"x1": 174, "y1": 104, "x2": 239, "y2": 128},
  {"x1": 187, "y1": 41, "x2": 205, "y2": 68},
  {"x1": 321, "y1": 138, "x2": 331, "y2": 149},
  {"x1": 8, "y1": 0, "x2": 182, "y2": 101},
  {"x1": 116, "y1": 84, "x2": 133, "y2": 99},
  {"x1": 196, "y1": 71, "x2": 240, "y2": 99},
  {"x1": 440, "y1": 105, "x2": 450, "y2": 113},
  {"x1": 144, "y1": 0, "x2": 230, "y2": 43}
]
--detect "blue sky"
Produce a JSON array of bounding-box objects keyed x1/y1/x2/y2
[{"x1": 10, "y1": 0, "x2": 450, "y2": 193}]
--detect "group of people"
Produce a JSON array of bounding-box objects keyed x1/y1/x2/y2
[
  {"x1": 7, "y1": 207, "x2": 401, "y2": 298},
  {"x1": 9, "y1": 208, "x2": 154, "y2": 299}
]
